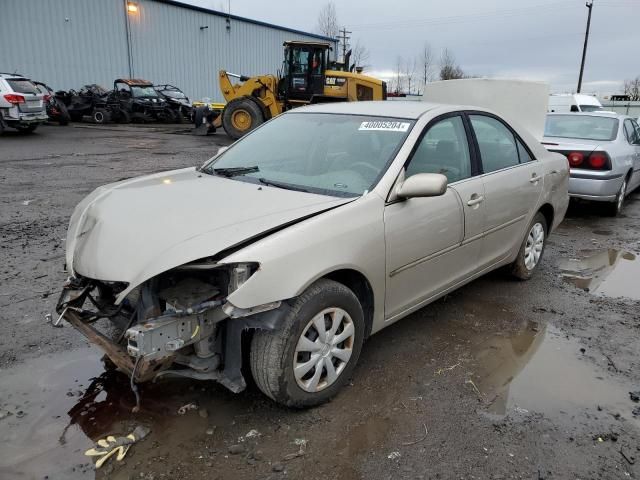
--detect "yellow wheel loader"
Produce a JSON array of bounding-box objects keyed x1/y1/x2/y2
[{"x1": 196, "y1": 41, "x2": 387, "y2": 140}]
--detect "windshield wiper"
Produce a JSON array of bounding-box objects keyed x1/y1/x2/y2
[
  {"x1": 212, "y1": 166, "x2": 260, "y2": 177},
  {"x1": 258, "y1": 177, "x2": 309, "y2": 193}
]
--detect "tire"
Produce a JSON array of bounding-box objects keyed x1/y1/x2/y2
[
  {"x1": 605, "y1": 176, "x2": 627, "y2": 217},
  {"x1": 250, "y1": 279, "x2": 365, "y2": 408},
  {"x1": 193, "y1": 106, "x2": 210, "y2": 127},
  {"x1": 116, "y1": 109, "x2": 131, "y2": 124},
  {"x1": 222, "y1": 97, "x2": 265, "y2": 140},
  {"x1": 70, "y1": 111, "x2": 83, "y2": 122},
  {"x1": 93, "y1": 108, "x2": 110, "y2": 124},
  {"x1": 57, "y1": 103, "x2": 70, "y2": 125},
  {"x1": 16, "y1": 124, "x2": 37, "y2": 134},
  {"x1": 510, "y1": 212, "x2": 547, "y2": 280}
]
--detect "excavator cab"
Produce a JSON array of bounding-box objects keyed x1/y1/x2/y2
[{"x1": 281, "y1": 41, "x2": 331, "y2": 102}]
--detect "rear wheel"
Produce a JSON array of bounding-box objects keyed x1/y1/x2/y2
[
  {"x1": 16, "y1": 124, "x2": 37, "y2": 134},
  {"x1": 222, "y1": 97, "x2": 264, "y2": 140},
  {"x1": 510, "y1": 212, "x2": 547, "y2": 280},
  {"x1": 250, "y1": 279, "x2": 365, "y2": 408},
  {"x1": 93, "y1": 108, "x2": 110, "y2": 124},
  {"x1": 606, "y1": 176, "x2": 627, "y2": 217}
]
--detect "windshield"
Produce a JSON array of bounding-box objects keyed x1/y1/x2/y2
[
  {"x1": 7, "y1": 79, "x2": 38, "y2": 94},
  {"x1": 579, "y1": 105, "x2": 603, "y2": 112},
  {"x1": 131, "y1": 86, "x2": 158, "y2": 98},
  {"x1": 544, "y1": 115, "x2": 619, "y2": 141},
  {"x1": 158, "y1": 89, "x2": 187, "y2": 99},
  {"x1": 203, "y1": 113, "x2": 414, "y2": 197}
]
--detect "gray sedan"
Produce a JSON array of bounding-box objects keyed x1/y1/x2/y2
[
  {"x1": 543, "y1": 112, "x2": 640, "y2": 216},
  {"x1": 56, "y1": 101, "x2": 569, "y2": 407}
]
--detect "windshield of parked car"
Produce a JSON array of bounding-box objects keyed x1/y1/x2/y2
[
  {"x1": 7, "y1": 79, "x2": 38, "y2": 94},
  {"x1": 203, "y1": 113, "x2": 414, "y2": 197},
  {"x1": 158, "y1": 89, "x2": 187, "y2": 99},
  {"x1": 131, "y1": 86, "x2": 159, "y2": 98},
  {"x1": 544, "y1": 115, "x2": 619, "y2": 141},
  {"x1": 579, "y1": 105, "x2": 603, "y2": 112}
]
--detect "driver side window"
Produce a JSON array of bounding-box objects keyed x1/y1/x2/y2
[{"x1": 405, "y1": 115, "x2": 472, "y2": 183}]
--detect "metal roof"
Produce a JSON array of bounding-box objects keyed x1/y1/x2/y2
[{"x1": 153, "y1": 0, "x2": 336, "y2": 42}]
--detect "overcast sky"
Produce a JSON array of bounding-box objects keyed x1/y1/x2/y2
[{"x1": 186, "y1": 0, "x2": 638, "y2": 94}]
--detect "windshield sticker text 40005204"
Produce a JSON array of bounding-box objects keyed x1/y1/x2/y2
[{"x1": 359, "y1": 121, "x2": 410, "y2": 132}]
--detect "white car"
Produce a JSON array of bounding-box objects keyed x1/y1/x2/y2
[
  {"x1": 57, "y1": 101, "x2": 569, "y2": 407},
  {"x1": 0, "y1": 73, "x2": 48, "y2": 134}
]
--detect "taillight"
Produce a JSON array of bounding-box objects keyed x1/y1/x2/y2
[
  {"x1": 567, "y1": 151, "x2": 584, "y2": 167},
  {"x1": 588, "y1": 153, "x2": 607, "y2": 169},
  {"x1": 4, "y1": 94, "x2": 25, "y2": 105}
]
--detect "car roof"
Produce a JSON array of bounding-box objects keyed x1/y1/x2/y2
[
  {"x1": 290, "y1": 101, "x2": 451, "y2": 119},
  {"x1": 547, "y1": 111, "x2": 628, "y2": 119}
]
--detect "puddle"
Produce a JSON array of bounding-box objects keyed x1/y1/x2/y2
[
  {"x1": 558, "y1": 249, "x2": 640, "y2": 300},
  {"x1": 0, "y1": 348, "x2": 247, "y2": 479},
  {"x1": 471, "y1": 323, "x2": 639, "y2": 426}
]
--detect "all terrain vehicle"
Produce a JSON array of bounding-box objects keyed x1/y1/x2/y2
[
  {"x1": 56, "y1": 84, "x2": 121, "y2": 123},
  {"x1": 154, "y1": 84, "x2": 193, "y2": 123},
  {"x1": 34, "y1": 81, "x2": 71, "y2": 125},
  {"x1": 112, "y1": 79, "x2": 172, "y2": 123}
]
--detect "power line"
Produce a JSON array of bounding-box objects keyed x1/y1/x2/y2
[{"x1": 338, "y1": 27, "x2": 352, "y2": 63}]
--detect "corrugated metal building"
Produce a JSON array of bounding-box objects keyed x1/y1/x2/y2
[{"x1": 1, "y1": 0, "x2": 336, "y2": 101}]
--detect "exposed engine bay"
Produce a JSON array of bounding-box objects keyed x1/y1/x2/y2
[{"x1": 56, "y1": 261, "x2": 284, "y2": 394}]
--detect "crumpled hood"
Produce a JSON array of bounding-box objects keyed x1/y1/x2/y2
[{"x1": 66, "y1": 167, "x2": 351, "y2": 293}]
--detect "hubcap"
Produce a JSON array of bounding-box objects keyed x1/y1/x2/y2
[
  {"x1": 524, "y1": 222, "x2": 544, "y2": 270},
  {"x1": 231, "y1": 109, "x2": 251, "y2": 131},
  {"x1": 293, "y1": 307, "x2": 355, "y2": 393}
]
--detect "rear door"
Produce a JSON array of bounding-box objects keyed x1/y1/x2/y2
[
  {"x1": 467, "y1": 113, "x2": 543, "y2": 267},
  {"x1": 624, "y1": 119, "x2": 640, "y2": 190},
  {"x1": 384, "y1": 114, "x2": 485, "y2": 319}
]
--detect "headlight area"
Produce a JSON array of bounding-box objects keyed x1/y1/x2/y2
[{"x1": 55, "y1": 261, "x2": 287, "y2": 396}]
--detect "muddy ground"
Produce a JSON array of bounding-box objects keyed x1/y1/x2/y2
[{"x1": 1, "y1": 123, "x2": 639, "y2": 480}]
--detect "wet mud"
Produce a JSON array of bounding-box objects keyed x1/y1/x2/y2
[{"x1": 1, "y1": 125, "x2": 640, "y2": 479}]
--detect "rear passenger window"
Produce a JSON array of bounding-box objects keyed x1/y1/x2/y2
[
  {"x1": 469, "y1": 115, "x2": 519, "y2": 173},
  {"x1": 517, "y1": 140, "x2": 533, "y2": 162},
  {"x1": 405, "y1": 116, "x2": 471, "y2": 183}
]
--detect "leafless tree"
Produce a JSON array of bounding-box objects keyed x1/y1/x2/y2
[
  {"x1": 439, "y1": 48, "x2": 465, "y2": 81},
  {"x1": 624, "y1": 77, "x2": 640, "y2": 101},
  {"x1": 352, "y1": 40, "x2": 371, "y2": 71},
  {"x1": 405, "y1": 57, "x2": 416, "y2": 95},
  {"x1": 420, "y1": 42, "x2": 435, "y2": 92},
  {"x1": 393, "y1": 56, "x2": 404, "y2": 94},
  {"x1": 316, "y1": 2, "x2": 339, "y2": 39}
]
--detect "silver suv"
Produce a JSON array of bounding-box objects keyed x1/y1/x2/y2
[{"x1": 0, "y1": 73, "x2": 48, "y2": 134}]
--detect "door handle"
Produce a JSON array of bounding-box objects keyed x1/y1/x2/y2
[
  {"x1": 529, "y1": 174, "x2": 541, "y2": 183},
  {"x1": 467, "y1": 194, "x2": 484, "y2": 206}
]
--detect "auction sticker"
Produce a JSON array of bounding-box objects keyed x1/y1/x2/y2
[{"x1": 359, "y1": 121, "x2": 410, "y2": 132}]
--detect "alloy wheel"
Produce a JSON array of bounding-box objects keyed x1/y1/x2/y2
[
  {"x1": 293, "y1": 307, "x2": 355, "y2": 393},
  {"x1": 524, "y1": 222, "x2": 544, "y2": 270}
]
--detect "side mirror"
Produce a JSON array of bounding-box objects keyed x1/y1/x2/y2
[{"x1": 396, "y1": 173, "x2": 448, "y2": 199}]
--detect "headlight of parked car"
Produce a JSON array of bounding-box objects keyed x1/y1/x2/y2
[{"x1": 227, "y1": 262, "x2": 258, "y2": 294}]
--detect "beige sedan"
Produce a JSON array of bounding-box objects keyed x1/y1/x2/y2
[{"x1": 57, "y1": 101, "x2": 569, "y2": 408}]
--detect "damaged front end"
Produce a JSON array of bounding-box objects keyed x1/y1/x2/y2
[{"x1": 56, "y1": 261, "x2": 284, "y2": 393}]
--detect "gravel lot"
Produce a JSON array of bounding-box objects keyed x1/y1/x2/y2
[{"x1": 1, "y1": 123, "x2": 639, "y2": 480}]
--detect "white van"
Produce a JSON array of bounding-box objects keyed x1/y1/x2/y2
[{"x1": 547, "y1": 94, "x2": 604, "y2": 113}]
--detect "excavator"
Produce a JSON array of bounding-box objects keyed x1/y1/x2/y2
[{"x1": 194, "y1": 41, "x2": 387, "y2": 139}]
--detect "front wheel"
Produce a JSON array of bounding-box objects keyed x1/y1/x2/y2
[
  {"x1": 510, "y1": 212, "x2": 547, "y2": 280},
  {"x1": 222, "y1": 97, "x2": 264, "y2": 140},
  {"x1": 250, "y1": 279, "x2": 365, "y2": 408}
]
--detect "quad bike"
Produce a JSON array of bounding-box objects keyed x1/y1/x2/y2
[
  {"x1": 56, "y1": 84, "x2": 124, "y2": 124},
  {"x1": 33, "y1": 81, "x2": 71, "y2": 125},
  {"x1": 154, "y1": 84, "x2": 193, "y2": 123},
  {"x1": 111, "y1": 79, "x2": 173, "y2": 123}
]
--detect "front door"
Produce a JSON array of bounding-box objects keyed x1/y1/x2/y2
[
  {"x1": 467, "y1": 114, "x2": 543, "y2": 266},
  {"x1": 384, "y1": 114, "x2": 485, "y2": 320}
]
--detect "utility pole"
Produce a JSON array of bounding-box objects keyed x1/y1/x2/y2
[
  {"x1": 577, "y1": 0, "x2": 593, "y2": 93},
  {"x1": 338, "y1": 27, "x2": 351, "y2": 64}
]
